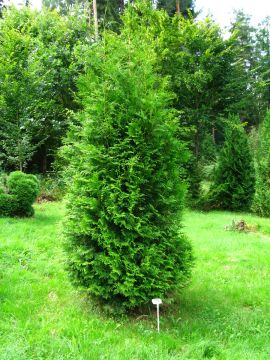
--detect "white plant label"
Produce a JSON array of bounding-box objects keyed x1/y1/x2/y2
[{"x1": 152, "y1": 298, "x2": 162, "y2": 332}]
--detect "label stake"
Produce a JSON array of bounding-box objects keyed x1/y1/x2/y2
[{"x1": 151, "y1": 298, "x2": 162, "y2": 332}]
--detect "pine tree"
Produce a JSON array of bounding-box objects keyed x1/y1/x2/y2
[
  {"x1": 63, "y1": 8, "x2": 193, "y2": 311},
  {"x1": 206, "y1": 115, "x2": 255, "y2": 211},
  {"x1": 252, "y1": 111, "x2": 270, "y2": 216}
]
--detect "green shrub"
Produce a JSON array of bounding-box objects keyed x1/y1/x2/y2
[
  {"x1": 0, "y1": 171, "x2": 39, "y2": 217},
  {"x1": 252, "y1": 111, "x2": 270, "y2": 217},
  {"x1": 63, "y1": 16, "x2": 193, "y2": 311},
  {"x1": 204, "y1": 115, "x2": 255, "y2": 211},
  {"x1": 0, "y1": 193, "x2": 17, "y2": 216}
]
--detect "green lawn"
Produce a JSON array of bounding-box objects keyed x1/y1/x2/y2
[{"x1": 0, "y1": 203, "x2": 270, "y2": 359}]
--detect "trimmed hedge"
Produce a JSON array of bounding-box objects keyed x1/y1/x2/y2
[{"x1": 0, "y1": 171, "x2": 39, "y2": 217}]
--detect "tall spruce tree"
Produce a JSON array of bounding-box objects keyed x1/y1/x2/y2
[
  {"x1": 206, "y1": 115, "x2": 255, "y2": 211},
  {"x1": 228, "y1": 11, "x2": 262, "y2": 126},
  {"x1": 63, "y1": 5, "x2": 193, "y2": 310},
  {"x1": 256, "y1": 17, "x2": 270, "y2": 112},
  {"x1": 252, "y1": 110, "x2": 270, "y2": 217}
]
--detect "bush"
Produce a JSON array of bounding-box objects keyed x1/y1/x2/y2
[
  {"x1": 63, "y1": 13, "x2": 193, "y2": 311},
  {"x1": 252, "y1": 111, "x2": 270, "y2": 217},
  {"x1": 0, "y1": 171, "x2": 39, "y2": 217},
  {"x1": 0, "y1": 193, "x2": 17, "y2": 217},
  {"x1": 204, "y1": 115, "x2": 255, "y2": 211}
]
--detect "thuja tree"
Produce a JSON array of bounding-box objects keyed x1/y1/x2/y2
[
  {"x1": 206, "y1": 115, "x2": 255, "y2": 211},
  {"x1": 63, "y1": 12, "x2": 193, "y2": 311},
  {"x1": 252, "y1": 111, "x2": 270, "y2": 216}
]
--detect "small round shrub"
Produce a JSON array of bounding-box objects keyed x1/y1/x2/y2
[
  {"x1": 0, "y1": 193, "x2": 18, "y2": 216},
  {"x1": 0, "y1": 171, "x2": 39, "y2": 217}
]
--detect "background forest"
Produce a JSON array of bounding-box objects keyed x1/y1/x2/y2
[{"x1": 0, "y1": 0, "x2": 270, "y2": 211}]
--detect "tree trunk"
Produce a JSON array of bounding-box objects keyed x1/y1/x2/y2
[
  {"x1": 267, "y1": 30, "x2": 270, "y2": 106},
  {"x1": 195, "y1": 136, "x2": 199, "y2": 159},
  {"x1": 119, "y1": 0, "x2": 124, "y2": 12},
  {"x1": 212, "y1": 127, "x2": 216, "y2": 143},
  {"x1": 176, "y1": 0, "x2": 180, "y2": 15},
  {"x1": 93, "y1": 0, "x2": 98, "y2": 41},
  {"x1": 88, "y1": 0, "x2": 92, "y2": 28},
  {"x1": 42, "y1": 152, "x2": 47, "y2": 174}
]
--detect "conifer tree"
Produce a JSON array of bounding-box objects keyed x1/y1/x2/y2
[
  {"x1": 63, "y1": 5, "x2": 193, "y2": 310},
  {"x1": 252, "y1": 111, "x2": 270, "y2": 216},
  {"x1": 206, "y1": 115, "x2": 255, "y2": 211}
]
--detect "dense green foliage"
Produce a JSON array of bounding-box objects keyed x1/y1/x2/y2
[
  {"x1": 228, "y1": 11, "x2": 270, "y2": 126},
  {"x1": 0, "y1": 171, "x2": 39, "y2": 217},
  {"x1": 256, "y1": 17, "x2": 270, "y2": 113},
  {"x1": 205, "y1": 116, "x2": 255, "y2": 211},
  {"x1": 228, "y1": 11, "x2": 262, "y2": 125},
  {"x1": 158, "y1": 17, "x2": 235, "y2": 199},
  {"x1": 0, "y1": 3, "x2": 269, "y2": 208},
  {"x1": 0, "y1": 8, "x2": 42, "y2": 171},
  {"x1": 0, "y1": 6, "x2": 89, "y2": 173},
  {"x1": 63, "y1": 11, "x2": 193, "y2": 310},
  {"x1": 252, "y1": 111, "x2": 270, "y2": 216},
  {"x1": 115, "y1": 4, "x2": 244, "y2": 201}
]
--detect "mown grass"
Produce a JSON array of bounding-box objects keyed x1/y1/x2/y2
[{"x1": 0, "y1": 203, "x2": 270, "y2": 359}]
